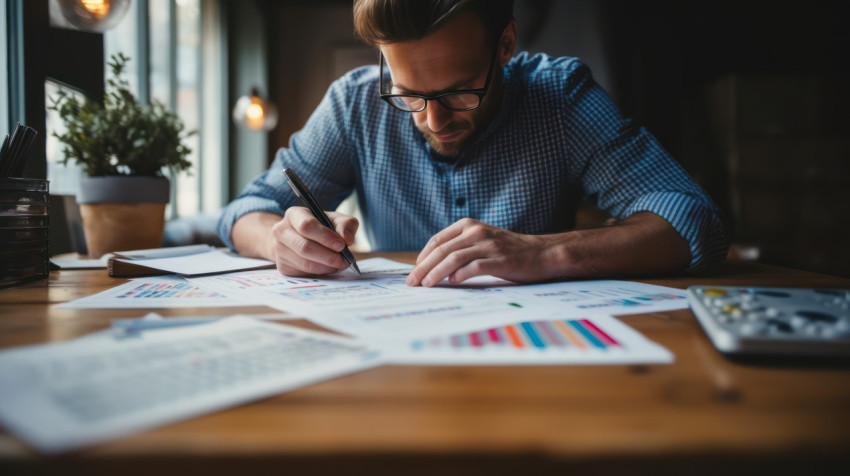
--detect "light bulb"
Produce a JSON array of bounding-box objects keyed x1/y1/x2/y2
[
  {"x1": 233, "y1": 88, "x2": 278, "y2": 131},
  {"x1": 57, "y1": 0, "x2": 131, "y2": 32},
  {"x1": 80, "y1": 0, "x2": 110, "y2": 18},
  {"x1": 246, "y1": 103, "x2": 264, "y2": 120}
]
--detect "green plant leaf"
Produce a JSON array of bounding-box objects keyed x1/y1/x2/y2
[{"x1": 47, "y1": 53, "x2": 194, "y2": 177}]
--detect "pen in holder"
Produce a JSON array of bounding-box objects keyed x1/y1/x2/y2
[
  {"x1": 0, "y1": 123, "x2": 49, "y2": 288},
  {"x1": 0, "y1": 123, "x2": 38, "y2": 179},
  {"x1": 0, "y1": 178, "x2": 50, "y2": 288}
]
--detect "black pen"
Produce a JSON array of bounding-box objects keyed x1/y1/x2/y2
[
  {"x1": 10, "y1": 126, "x2": 37, "y2": 177},
  {"x1": 282, "y1": 168, "x2": 361, "y2": 275},
  {"x1": 0, "y1": 135, "x2": 10, "y2": 171}
]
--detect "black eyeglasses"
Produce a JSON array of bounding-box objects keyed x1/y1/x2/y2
[{"x1": 379, "y1": 50, "x2": 497, "y2": 113}]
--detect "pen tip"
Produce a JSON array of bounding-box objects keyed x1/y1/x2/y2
[{"x1": 352, "y1": 263, "x2": 361, "y2": 275}]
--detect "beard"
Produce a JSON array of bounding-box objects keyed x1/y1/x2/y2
[
  {"x1": 415, "y1": 69, "x2": 504, "y2": 158},
  {"x1": 418, "y1": 123, "x2": 472, "y2": 157}
]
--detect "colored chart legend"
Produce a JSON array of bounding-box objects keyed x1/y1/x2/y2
[{"x1": 389, "y1": 315, "x2": 674, "y2": 365}]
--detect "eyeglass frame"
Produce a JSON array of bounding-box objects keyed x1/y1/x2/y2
[{"x1": 378, "y1": 47, "x2": 498, "y2": 113}]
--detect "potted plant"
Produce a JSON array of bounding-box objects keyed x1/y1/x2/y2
[{"x1": 49, "y1": 53, "x2": 194, "y2": 258}]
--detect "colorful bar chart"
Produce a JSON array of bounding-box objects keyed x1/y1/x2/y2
[
  {"x1": 394, "y1": 315, "x2": 674, "y2": 365},
  {"x1": 410, "y1": 319, "x2": 620, "y2": 352}
]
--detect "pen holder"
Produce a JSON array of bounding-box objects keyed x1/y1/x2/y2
[{"x1": 0, "y1": 177, "x2": 50, "y2": 289}]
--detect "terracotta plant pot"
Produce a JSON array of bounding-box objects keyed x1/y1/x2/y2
[{"x1": 77, "y1": 176, "x2": 170, "y2": 258}]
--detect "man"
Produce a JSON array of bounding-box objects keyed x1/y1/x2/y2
[{"x1": 218, "y1": 0, "x2": 729, "y2": 287}]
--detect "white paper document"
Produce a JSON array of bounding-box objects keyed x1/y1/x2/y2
[
  {"x1": 383, "y1": 314, "x2": 674, "y2": 365},
  {"x1": 189, "y1": 258, "x2": 530, "y2": 340},
  {"x1": 0, "y1": 317, "x2": 381, "y2": 453},
  {"x1": 189, "y1": 259, "x2": 688, "y2": 341},
  {"x1": 113, "y1": 244, "x2": 215, "y2": 260},
  {"x1": 57, "y1": 275, "x2": 253, "y2": 309},
  {"x1": 50, "y1": 253, "x2": 113, "y2": 269},
  {"x1": 110, "y1": 312, "x2": 297, "y2": 336}
]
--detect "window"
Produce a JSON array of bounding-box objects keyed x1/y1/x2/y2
[
  {"x1": 0, "y1": 0, "x2": 8, "y2": 135},
  {"x1": 45, "y1": 80, "x2": 86, "y2": 194},
  {"x1": 45, "y1": 0, "x2": 227, "y2": 218},
  {"x1": 111, "y1": 0, "x2": 225, "y2": 218},
  {"x1": 145, "y1": 0, "x2": 204, "y2": 217}
]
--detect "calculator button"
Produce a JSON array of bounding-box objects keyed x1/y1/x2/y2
[
  {"x1": 814, "y1": 289, "x2": 844, "y2": 297},
  {"x1": 795, "y1": 310, "x2": 838, "y2": 324},
  {"x1": 765, "y1": 319, "x2": 793, "y2": 334},
  {"x1": 704, "y1": 288, "x2": 727, "y2": 297},
  {"x1": 739, "y1": 322, "x2": 767, "y2": 336},
  {"x1": 755, "y1": 290, "x2": 791, "y2": 298},
  {"x1": 790, "y1": 315, "x2": 810, "y2": 329},
  {"x1": 714, "y1": 297, "x2": 739, "y2": 307},
  {"x1": 821, "y1": 327, "x2": 850, "y2": 339}
]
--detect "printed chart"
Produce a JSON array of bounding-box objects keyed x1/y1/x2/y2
[
  {"x1": 57, "y1": 276, "x2": 251, "y2": 309},
  {"x1": 388, "y1": 314, "x2": 674, "y2": 365},
  {"x1": 498, "y1": 280, "x2": 689, "y2": 316}
]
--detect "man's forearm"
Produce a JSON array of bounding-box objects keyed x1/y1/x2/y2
[
  {"x1": 230, "y1": 211, "x2": 283, "y2": 261},
  {"x1": 550, "y1": 211, "x2": 691, "y2": 278}
]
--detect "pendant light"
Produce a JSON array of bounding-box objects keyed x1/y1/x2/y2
[
  {"x1": 232, "y1": 87, "x2": 278, "y2": 131},
  {"x1": 56, "y1": 0, "x2": 132, "y2": 33}
]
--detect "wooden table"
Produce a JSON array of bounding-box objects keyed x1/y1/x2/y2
[{"x1": 1, "y1": 252, "x2": 850, "y2": 475}]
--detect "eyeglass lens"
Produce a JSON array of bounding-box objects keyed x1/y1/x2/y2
[{"x1": 388, "y1": 94, "x2": 480, "y2": 112}]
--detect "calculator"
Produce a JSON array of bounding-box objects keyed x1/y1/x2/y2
[{"x1": 687, "y1": 286, "x2": 850, "y2": 357}]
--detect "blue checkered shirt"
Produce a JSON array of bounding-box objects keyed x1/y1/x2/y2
[{"x1": 219, "y1": 52, "x2": 729, "y2": 271}]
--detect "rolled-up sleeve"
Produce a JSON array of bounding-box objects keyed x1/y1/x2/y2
[{"x1": 560, "y1": 62, "x2": 730, "y2": 272}]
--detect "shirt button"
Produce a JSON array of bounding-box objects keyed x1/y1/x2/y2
[{"x1": 455, "y1": 197, "x2": 466, "y2": 207}]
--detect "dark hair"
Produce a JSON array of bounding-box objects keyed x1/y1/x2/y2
[{"x1": 353, "y1": 0, "x2": 513, "y2": 46}]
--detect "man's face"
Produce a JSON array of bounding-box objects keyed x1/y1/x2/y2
[{"x1": 380, "y1": 12, "x2": 503, "y2": 157}]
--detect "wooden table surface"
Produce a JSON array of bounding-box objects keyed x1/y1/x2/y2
[{"x1": 1, "y1": 252, "x2": 850, "y2": 475}]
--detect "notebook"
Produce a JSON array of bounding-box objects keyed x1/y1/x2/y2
[{"x1": 107, "y1": 245, "x2": 274, "y2": 277}]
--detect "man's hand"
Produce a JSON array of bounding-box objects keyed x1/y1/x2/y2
[
  {"x1": 230, "y1": 209, "x2": 358, "y2": 277},
  {"x1": 405, "y1": 213, "x2": 692, "y2": 287},
  {"x1": 268, "y1": 207, "x2": 359, "y2": 276},
  {"x1": 406, "y1": 218, "x2": 562, "y2": 287}
]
